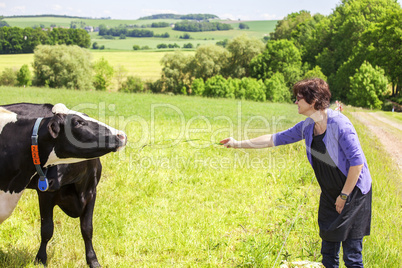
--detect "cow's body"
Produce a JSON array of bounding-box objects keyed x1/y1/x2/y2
[{"x1": 3, "y1": 103, "x2": 106, "y2": 267}]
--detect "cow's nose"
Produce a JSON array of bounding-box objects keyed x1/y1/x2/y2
[{"x1": 117, "y1": 131, "x2": 127, "y2": 145}]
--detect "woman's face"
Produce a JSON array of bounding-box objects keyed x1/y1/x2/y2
[{"x1": 295, "y1": 94, "x2": 315, "y2": 116}]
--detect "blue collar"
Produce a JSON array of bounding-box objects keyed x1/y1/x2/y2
[{"x1": 31, "y1": 117, "x2": 49, "y2": 192}]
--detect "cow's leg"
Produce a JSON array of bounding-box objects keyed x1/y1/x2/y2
[
  {"x1": 35, "y1": 192, "x2": 56, "y2": 266},
  {"x1": 80, "y1": 193, "x2": 101, "y2": 268}
]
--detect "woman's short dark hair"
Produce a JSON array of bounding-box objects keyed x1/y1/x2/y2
[{"x1": 293, "y1": 78, "x2": 331, "y2": 110}]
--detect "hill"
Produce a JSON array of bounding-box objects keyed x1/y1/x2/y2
[{"x1": 4, "y1": 16, "x2": 277, "y2": 51}]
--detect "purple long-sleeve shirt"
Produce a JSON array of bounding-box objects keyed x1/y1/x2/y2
[{"x1": 273, "y1": 109, "x2": 372, "y2": 194}]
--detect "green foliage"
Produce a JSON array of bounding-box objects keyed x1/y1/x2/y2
[
  {"x1": 0, "y1": 67, "x2": 18, "y2": 86},
  {"x1": 250, "y1": 39, "x2": 302, "y2": 88},
  {"x1": 33, "y1": 45, "x2": 92, "y2": 89},
  {"x1": 190, "y1": 44, "x2": 229, "y2": 81},
  {"x1": 348, "y1": 61, "x2": 388, "y2": 109},
  {"x1": 173, "y1": 20, "x2": 232, "y2": 32},
  {"x1": 132, "y1": 45, "x2": 140, "y2": 50},
  {"x1": 0, "y1": 26, "x2": 90, "y2": 54},
  {"x1": 303, "y1": 66, "x2": 327, "y2": 81},
  {"x1": 240, "y1": 77, "x2": 266, "y2": 102},
  {"x1": 204, "y1": 75, "x2": 234, "y2": 98},
  {"x1": 93, "y1": 57, "x2": 114, "y2": 91},
  {"x1": 119, "y1": 76, "x2": 144, "y2": 93},
  {"x1": 239, "y1": 23, "x2": 250, "y2": 30},
  {"x1": 191, "y1": 78, "x2": 205, "y2": 96},
  {"x1": 92, "y1": 42, "x2": 99, "y2": 49},
  {"x1": 264, "y1": 72, "x2": 291, "y2": 103},
  {"x1": 159, "y1": 52, "x2": 193, "y2": 94},
  {"x1": 16, "y1": 64, "x2": 31, "y2": 86},
  {"x1": 225, "y1": 35, "x2": 265, "y2": 78}
]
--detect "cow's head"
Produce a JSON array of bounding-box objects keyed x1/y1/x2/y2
[{"x1": 43, "y1": 103, "x2": 127, "y2": 166}]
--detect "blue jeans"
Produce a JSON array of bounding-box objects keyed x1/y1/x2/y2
[{"x1": 321, "y1": 238, "x2": 364, "y2": 268}]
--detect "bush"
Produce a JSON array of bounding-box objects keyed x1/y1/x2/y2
[
  {"x1": 191, "y1": 78, "x2": 205, "y2": 96},
  {"x1": 204, "y1": 75, "x2": 234, "y2": 98},
  {"x1": 303, "y1": 66, "x2": 327, "y2": 81},
  {"x1": 264, "y1": 73, "x2": 291, "y2": 103},
  {"x1": 183, "y1": 43, "x2": 193, "y2": 49},
  {"x1": 157, "y1": 43, "x2": 168, "y2": 49},
  {"x1": 33, "y1": 45, "x2": 92, "y2": 89},
  {"x1": 240, "y1": 77, "x2": 266, "y2": 102},
  {"x1": 120, "y1": 76, "x2": 144, "y2": 93},
  {"x1": 348, "y1": 61, "x2": 388, "y2": 109},
  {"x1": 0, "y1": 67, "x2": 18, "y2": 86},
  {"x1": 93, "y1": 57, "x2": 114, "y2": 91},
  {"x1": 133, "y1": 45, "x2": 140, "y2": 50},
  {"x1": 17, "y1": 64, "x2": 32, "y2": 87}
]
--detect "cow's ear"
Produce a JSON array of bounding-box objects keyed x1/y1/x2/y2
[{"x1": 48, "y1": 114, "x2": 63, "y2": 138}]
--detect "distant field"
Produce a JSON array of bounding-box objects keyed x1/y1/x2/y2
[
  {"x1": 0, "y1": 51, "x2": 194, "y2": 82},
  {"x1": 4, "y1": 16, "x2": 277, "y2": 51}
]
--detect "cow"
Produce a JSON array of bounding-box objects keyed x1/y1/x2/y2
[
  {"x1": 0, "y1": 103, "x2": 127, "y2": 238},
  {"x1": 2, "y1": 103, "x2": 110, "y2": 267}
]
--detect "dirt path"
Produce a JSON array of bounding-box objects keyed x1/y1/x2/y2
[{"x1": 351, "y1": 112, "x2": 402, "y2": 170}]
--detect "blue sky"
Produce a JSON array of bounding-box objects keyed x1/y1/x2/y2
[{"x1": 0, "y1": 0, "x2": 401, "y2": 20}]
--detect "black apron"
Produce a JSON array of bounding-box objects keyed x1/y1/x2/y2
[{"x1": 311, "y1": 131, "x2": 371, "y2": 242}]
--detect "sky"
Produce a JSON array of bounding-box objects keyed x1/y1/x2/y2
[{"x1": 0, "y1": 0, "x2": 401, "y2": 21}]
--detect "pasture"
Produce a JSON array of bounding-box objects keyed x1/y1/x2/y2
[
  {"x1": 4, "y1": 16, "x2": 276, "y2": 51},
  {"x1": 0, "y1": 86, "x2": 401, "y2": 267},
  {"x1": 0, "y1": 51, "x2": 191, "y2": 82}
]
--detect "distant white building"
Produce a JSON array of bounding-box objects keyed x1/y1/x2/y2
[{"x1": 84, "y1": 26, "x2": 94, "y2": 32}]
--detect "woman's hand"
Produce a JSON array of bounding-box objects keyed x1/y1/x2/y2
[
  {"x1": 335, "y1": 196, "x2": 346, "y2": 214},
  {"x1": 220, "y1": 137, "x2": 238, "y2": 148}
]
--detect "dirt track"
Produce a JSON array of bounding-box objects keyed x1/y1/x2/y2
[{"x1": 351, "y1": 112, "x2": 402, "y2": 170}]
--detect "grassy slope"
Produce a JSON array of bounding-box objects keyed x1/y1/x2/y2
[
  {"x1": 0, "y1": 51, "x2": 194, "y2": 82},
  {"x1": 0, "y1": 87, "x2": 401, "y2": 267},
  {"x1": 4, "y1": 17, "x2": 276, "y2": 51}
]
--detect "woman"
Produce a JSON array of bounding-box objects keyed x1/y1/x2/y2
[{"x1": 220, "y1": 78, "x2": 372, "y2": 268}]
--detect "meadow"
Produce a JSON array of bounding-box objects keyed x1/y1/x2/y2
[
  {"x1": 0, "y1": 51, "x2": 192, "y2": 82},
  {"x1": 4, "y1": 16, "x2": 276, "y2": 51},
  {"x1": 0, "y1": 86, "x2": 401, "y2": 267}
]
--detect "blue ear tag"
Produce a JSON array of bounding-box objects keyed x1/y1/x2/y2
[{"x1": 38, "y1": 177, "x2": 49, "y2": 192}]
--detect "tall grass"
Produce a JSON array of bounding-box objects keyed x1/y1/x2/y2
[{"x1": 0, "y1": 87, "x2": 401, "y2": 267}]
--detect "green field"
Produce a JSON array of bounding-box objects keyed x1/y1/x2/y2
[
  {"x1": 0, "y1": 87, "x2": 401, "y2": 267},
  {"x1": 4, "y1": 16, "x2": 276, "y2": 51},
  {"x1": 0, "y1": 51, "x2": 194, "y2": 82}
]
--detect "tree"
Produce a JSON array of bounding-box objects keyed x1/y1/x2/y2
[
  {"x1": 303, "y1": 66, "x2": 327, "y2": 81},
  {"x1": 224, "y1": 35, "x2": 265, "y2": 78},
  {"x1": 93, "y1": 57, "x2": 114, "y2": 91},
  {"x1": 190, "y1": 44, "x2": 229, "y2": 81},
  {"x1": 249, "y1": 39, "x2": 302, "y2": 87},
  {"x1": 114, "y1": 65, "x2": 128, "y2": 91},
  {"x1": 120, "y1": 76, "x2": 144, "y2": 93},
  {"x1": 0, "y1": 67, "x2": 18, "y2": 86},
  {"x1": 33, "y1": 45, "x2": 92, "y2": 89},
  {"x1": 348, "y1": 61, "x2": 388, "y2": 109},
  {"x1": 159, "y1": 52, "x2": 193, "y2": 94},
  {"x1": 17, "y1": 64, "x2": 32, "y2": 87},
  {"x1": 203, "y1": 75, "x2": 234, "y2": 98},
  {"x1": 264, "y1": 73, "x2": 291, "y2": 103},
  {"x1": 239, "y1": 23, "x2": 250, "y2": 30}
]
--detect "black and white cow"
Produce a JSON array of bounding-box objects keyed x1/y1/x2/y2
[
  {"x1": 0, "y1": 103, "x2": 127, "y2": 226},
  {"x1": 2, "y1": 103, "x2": 112, "y2": 267}
]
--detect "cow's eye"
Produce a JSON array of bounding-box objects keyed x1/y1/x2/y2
[{"x1": 73, "y1": 119, "x2": 85, "y2": 127}]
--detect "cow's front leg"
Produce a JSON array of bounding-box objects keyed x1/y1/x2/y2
[
  {"x1": 80, "y1": 194, "x2": 101, "y2": 268},
  {"x1": 35, "y1": 192, "x2": 56, "y2": 266}
]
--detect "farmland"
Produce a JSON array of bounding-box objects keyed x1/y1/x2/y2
[
  {"x1": 5, "y1": 16, "x2": 276, "y2": 51},
  {"x1": 0, "y1": 86, "x2": 401, "y2": 267}
]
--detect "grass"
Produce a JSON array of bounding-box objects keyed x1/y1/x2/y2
[
  {"x1": 0, "y1": 51, "x2": 192, "y2": 82},
  {"x1": 0, "y1": 86, "x2": 401, "y2": 267},
  {"x1": 4, "y1": 16, "x2": 277, "y2": 51}
]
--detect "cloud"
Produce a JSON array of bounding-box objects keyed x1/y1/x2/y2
[
  {"x1": 52, "y1": 4, "x2": 63, "y2": 11},
  {"x1": 141, "y1": 9, "x2": 179, "y2": 16},
  {"x1": 261, "y1": 13, "x2": 283, "y2": 20},
  {"x1": 12, "y1": 5, "x2": 26, "y2": 13},
  {"x1": 0, "y1": 2, "x2": 6, "y2": 8}
]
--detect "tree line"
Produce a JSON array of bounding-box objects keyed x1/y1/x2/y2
[
  {"x1": 173, "y1": 21, "x2": 232, "y2": 32},
  {"x1": 154, "y1": 0, "x2": 402, "y2": 109},
  {"x1": 139, "y1": 14, "x2": 219, "y2": 20},
  {"x1": 98, "y1": 24, "x2": 169, "y2": 38},
  {"x1": 0, "y1": 26, "x2": 91, "y2": 54}
]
